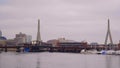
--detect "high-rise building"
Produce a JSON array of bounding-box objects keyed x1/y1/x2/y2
[
  {"x1": 14, "y1": 32, "x2": 27, "y2": 44},
  {"x1": 14, "y1": 32, "x2": 32, "y2": 45},
  {"x1": 26, "y1": 35, "x2": 32, "y2": 43}
]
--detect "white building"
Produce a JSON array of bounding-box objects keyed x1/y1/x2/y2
[
  {"x1": 26, "y1": 35, "x2": 32, "y2": 43},
  {"x1": 14, "y1": 32, "x2": 32, "y2": 45}
]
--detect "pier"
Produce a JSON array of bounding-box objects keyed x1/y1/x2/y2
[{"x1": 0, "y1": 43, "x2": 119, "y2": 53}]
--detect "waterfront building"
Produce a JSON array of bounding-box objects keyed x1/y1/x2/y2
[
  {"x1": 0, "y1": 30, "x2": 7, "y2": 46},
  {"x1": 47, "y1": 38, "x2": 87, "y2": 47},
  {"x1": 90, "y1": 42, "x2": 99, "y2": 48},
  {"x1": 58, "y1": 38, "x2": 76, "y2": 43},
  {"x1": 47, "y1": 39, "x2": 59, "y2": 47},
  {"x1": 0, "y1": 30, "x2": 7, "y2": 40},
  {"x1": 26, "y1": 35, "x2": 32, "y2": 43},
  {"x1": 14, "y1": 32, "x2": 26, "y2": 44},
  {"x1": 0, "y1": 40, "x2": 6, "y2": 46},
  {"x1": 0, "y1": 36, "x2": 7, "y2": 40},
  {"x1": 14, "y1": 32, "x2": 32, "y2": 45},
  {"x1": 6, "y1": 39, "x2": 16, "y2": 46},
  {"x1": 47, "y1": 38, "x2": 71, "y2": 47}
]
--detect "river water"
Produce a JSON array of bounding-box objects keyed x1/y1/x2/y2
[{"x1": 0, "y1": 52, "x2": 120, "y2": 68}]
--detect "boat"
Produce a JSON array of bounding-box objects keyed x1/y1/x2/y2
[
  {"x1": 87, "y1": 49, "x2": 98, "y2": 54},
  {"x1": 115, "y1": 50, "x2": 120, "y2": 55},
  {"x1": 99, "y1": 50, "x2": 107, "y2": 55},
  {"x1": 81, "y1": 49, "x2": 86, "y2": 54},
  {"x1": 106, "y1": 50, "x2": 116, "y2": 55},
  {"x1": 81, "y1": 49, "x2": 99, "y2": 54}
]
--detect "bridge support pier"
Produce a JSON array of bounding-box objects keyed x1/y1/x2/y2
[{"x1": 5, "y1": 45, "x2": 7, "y2": 52}]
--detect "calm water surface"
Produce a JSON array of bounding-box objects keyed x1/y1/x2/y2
[{"x1": 0, "y1": 52, "x2": 120, "y2": 68}]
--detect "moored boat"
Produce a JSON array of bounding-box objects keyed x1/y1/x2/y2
[
  {"x1": 106, "y1": 50, "x2": 116, "y2": 55},
  {"x1": 115, "y1": 50, "x2": 120, "y2": 55}
]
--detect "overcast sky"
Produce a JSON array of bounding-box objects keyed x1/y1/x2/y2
[{"x1": 0, "y1": 0, "x2": 120, "y2": 44}]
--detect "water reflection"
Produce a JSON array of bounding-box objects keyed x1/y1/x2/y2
[
  {"x1": 106, "y1": 55, "x2": 112, "y2": 68},
  {"x1": 106, "y1": 55, "x2": 120, "y2": 68},
  {"x1": 0, "y1": 52, "x2": 120, "y2": 68},
  {"x1": 119, "y1": 56, "x2": 120, "y2": 68},
  {"x1": 36, "y1": 54, "x2": 40, "y2": 68},
  {"x1": 16, "y1": 54, "x2": 22, "y2": 68},
  {"x1": 0, "y1": 53, "x2": 1, "y2": 68}
]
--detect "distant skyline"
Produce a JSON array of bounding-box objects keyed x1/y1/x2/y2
[{"x1": 0, "y1": 0, "x2": 120, "y2": 44}]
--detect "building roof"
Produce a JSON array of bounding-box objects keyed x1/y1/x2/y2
[{"x1": 0, "y1": 36, "x2": 7, "y2": 40}]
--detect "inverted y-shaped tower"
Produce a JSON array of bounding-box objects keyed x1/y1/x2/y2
[
  {"x1": 104, "y1": 19, "x2": 113, "y2": 45},
  {"x1": 36, "y1": 19, "x2": 42, "y2": 45}
]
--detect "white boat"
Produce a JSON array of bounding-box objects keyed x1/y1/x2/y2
[
  {"x1": 87, "y1": 49, "x2": 98, "y2": 54},
  {"x1": 106, "y1": 50, "x2": 116, "y2": 55},
  {"x1": 81, "y1": 49, "x2": 86, "y2": 54},
  {"x1": 115, "y1": 50, "x2": 120, "y2": 55}
]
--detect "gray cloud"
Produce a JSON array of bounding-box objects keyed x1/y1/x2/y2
[{"x1": 0, "y1": 0, "x2": 120, "y2": 44}]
